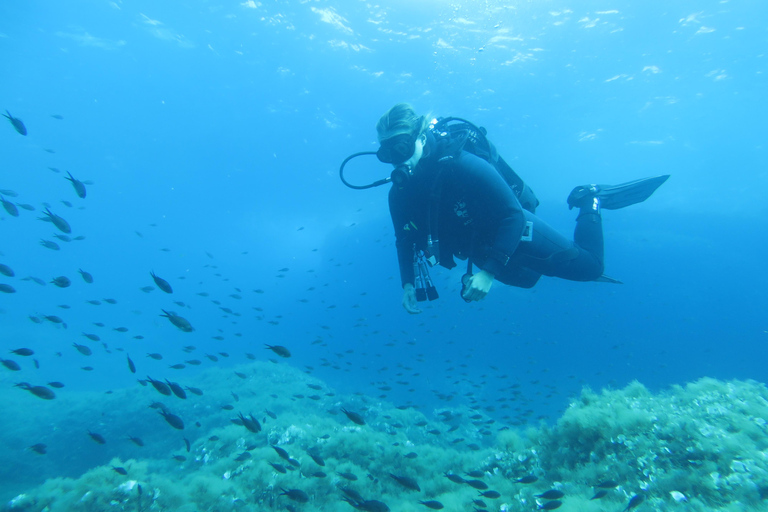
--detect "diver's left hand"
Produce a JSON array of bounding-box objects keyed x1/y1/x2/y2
[{"x1": 461, "y1": 270, "x2": 494, "y2": 302}]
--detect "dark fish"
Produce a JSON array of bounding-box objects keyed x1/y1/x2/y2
[
  {"x1": 538, "y1": 501, "x2": 562, "y2": 510},
  {"x1": 168, "y1": 363, "x2": 186, "y2": 370},
  {"x1": 479, "y1": 490, "x2": 501, "y2": 499},
  {"x1": 172, "y1": 455, "x2": 186, "y2": 462},
  {"x1": 590, "y1": 490, "x2": 608, "y2": 500},
  {"x1": 338, "y1": 471, "x2": 358, "y2": 481},
  {"x1": 3, "y1": 110, "x2": 27, "y2": 135},
  {"x1": 0, "y1": 188, "x2": 18, "y2": 197},
  {"x1": 17, "y1": 203, "x2": 35, "y2": 211},
  {"x1": 465, "y1": 479, "x2": 488, "y2": 490},
  {"x1": 0, "y1": 195, "x2": 19, "y2": 217},
  {"x1": 47, "y1": 381, "x2": 65, "y2": 388},
  {"x1": 205, "y1": 354, "x2": 219, "y2": 362},
  {"x1": 79, "y1": 269, "x2": 94, "y2": 283},
  {"x1": 88, "y1": 431, "x2": 106, "y2": 444},
  {"x1": 112, "y1": 466, "x2": 128, "y2": 475},
  {"x1": 146, "y1": 376, "x2": 172, "y2": 396},
  {"x1": 389, "y1": 473, "x2": 420, "y2": 491},
  {"x1": 44, "y1": 315, "x2": 63, "y2": 323},
  {"x1": 419, "y1": 501, "x2": 444, "y2": 510},
  {"x1": 186, "y1": 386, "x2": 203, "y2": 396},
  {"x1": 40, "y1": 239, "x2": 60, "y2": 250},
  {"x1": 147, "y1": 353, "x2": 163, "y2": 360},
  {"x1": 308, "y1": 452, "x2": 325, "y2": 466},
  {"x1": 27, "y1": 276, "x2": 47, "y2": 286},
  {"x1": 272, "y1": 445, "x2": 290, "y2": 460},
  {"x1": 150, "y1": 271, "x2": 173, "y2": 293},
  {"x1": 444, "y1": 473, "x2": 465, "y2": 484},
  {"x1": 65, "y1": 171, "x2": 87, "y2": 198},
  {"x1": 159, "y1": 409, "x2": 184, "y2": 430},
  {"x1": 82, "y1": 333, "x2": 100, "y2": 341},
  {"x1": 40, "y1": 208, "x2": 71, "y2": 233},
  {"x1": 81, "y1": 366, "x2": 93, "y2": 371},
  {"x1": 0, "y1": 263, "x2": 14, "y2": 277},
  {"x1": 265, "y1": 344, "x2": 291, "y2": 357},
  {"x1": 128, "y1": 436, "x2": 144, "y2": 447},
  {"x1": 404, "y1": 452, "x2": 418, "y2": 459},
  {"x1": 341, "y1": 408, "x2": 365, "y2": 425},
  {"x1": 11, "y1": 348, "x2": 34, "y2": 356},
  {"x1": 72, "y1": 343, "x2": 92, "y2": 356},
  {"x1": 166, "y1": 380, "x2": 187, "y2": 399},
  {"x1": 310, "y1": 471, "x2": 326, "y2": 478},
  {"x1": 184, "y1": 438, "x2": 191, "y2": 452},
  {"x1": 185, "y1": 359, "x2": 201, "y2": 366},
  {"x1": 51, "y1": 276, "x2": 71, "y2": 288},
  {"x1": 0, "y1": 284, "x2": 16, "y2": 293},
  {"x1": 233, "y1": 451, "x2": 251, "y2": 461},
  {"x1": 238, "y1": 412, "x2": 261, "y2": 433},
  {"x1": 51, "y1": 114, "x2": 64, "y2": 120},
  {"x1": 622, "y1": 495, "x2": 645, "y2": 512},
  {"x1": 221, "y1": 405, "x2": 234, "y2": 411},
  {"x1": 15, "y1": 383, "x2": 56, "y2": 399},
  {"x1": 279, "y1": 488, "x2": 309, "y2": 503},
  {"x1": 595, "y1": 480, "x2": 619, "y2": 489},
  {"x1": 514, "y1": 475, "x2": 538, "y2": 484},
  {"x1": 265, "y1": 409, "x2": 277, "y2": 419},
  {"x1": 140, "y1": 286, "x2": 154, "y2": 293},
  {"x1": 127, "y1": 355, "x2": 136, "y2": 374},
  {"x1": 103, "y1": 298, "x2": 118, "y2": 304},
  {"x1": 29, "y1": 443, "x2": 47, "y2": 454},
  {"x1": 86, "y1": 300, "x2": 101, "y2": 305},
  {"x1": 536, "y1": 490, "x2": 564, "y2": 500},
  {"x1": 160, "y1": 309, "x2": 194, "y2": 332}
]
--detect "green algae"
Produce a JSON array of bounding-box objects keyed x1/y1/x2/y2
[{"x1": 6, "y1": 366, "x2": 768, "y2": 512}]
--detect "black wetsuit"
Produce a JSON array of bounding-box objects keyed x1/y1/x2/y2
[{"x1": 389, "y1": 136, "x2": 605, "y2": 289}]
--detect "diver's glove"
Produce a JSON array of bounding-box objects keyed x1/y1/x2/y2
[
  {"x1": 402, "y1": 283, "x2": 422, "y2": 314},
  {"x1": 461, "y1": 270, "x2": 494, "y2": 302}
]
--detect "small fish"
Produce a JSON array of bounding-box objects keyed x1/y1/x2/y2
[
  {"x1": 87, "y1": 431, "x2": 106, "y2": 444},
  {"x1": 79, "y1": 269, "x2": 94, "y2": 283},
  {"x1": 622, "y1": 495, "x2": 645, "y2": 512},
  {"x1": 279, "y1": 488, "x2": 309, "y2": 503},
  {"x1": 29, "y1": 443, "x2": 47, "y2": 454},
  {"x1": 538, "y1": 501, "x2": 562, "y2": 510},
  {"x1": 465, "y1": 479, "x2": 488, "y2": 490},
  {"x1": 268, "y1": 462, "x2": 288, "y2": 473},
  {"x1": 590, "y1": 490, "x2": 608, "y2": 500},
  {"x1": 514, "y1": 475, "x2": 538, "y2": 484},
  {"x1": 40, "y1": 208, "x2": 71, "y2": 234},
  {"x1": 165, "y1": 380, "x2": 187, "y2": 399},
  {"x1": 51, "y1": 114, "x2": 64, "y2": 120},
  {"x1": 72, "y1": 343, "x2": 92, "y2": 356},
  {"x1": 595, "y1": 480, "x2": 619, "y2": 489},
  {"x1": 1, "y1": 359, "x2": 21, "y2": 371},
  {"x1": 64, "y1": 171, "x2": 87, "y2": 198},
  {"x1": 419, "y1": 501, "x2": 444, "y2": 510},
  {"x1": 147, "y1": 353, "x2": 163, "y2": 360},
  {"x1": 234, "y1": 452, "x2": 251, "y2": 461},
  {"x1": 308, "y1": 452, "x2": 325, "y2": 466},
  {"x1": 159, "y1": 409, "x2": 184, "y2": 430},
  {"x1": 444, "y1": 473, "x2": 465, "y2": 484},
  {"x1": 3, "y1": 110, "x2": 27, "y2": 135},
  {"x1": 0, "y1": 284, "x2": 16, "y2": 293},
  {"x1": 40, "y1": 239, "x2": 60, "y2": 250},
  {"x1": 185, "y1": 386, "x2": 203, "y2": 396},
  {"x1": 536, "y1": 490, "x2": 564, "y2": 500},
  {"x1": 112, "y1": 466, "x2": 128, "y2": 475},
  {"x1": 265, "y1": 344, "x2": 291, "y2": 358},
  {"x1": 479, "y1": 491, "x2": 501, "y2": 499},
  {"x1": 0, "y1": 263, "x2": 14, "y2": 277},
  {"x1": 11, "y1": 348, "x2": 34, "y2": 356},
  {"x1": 340, "y1": 408, "x2": 365, "y2": 425},
  {"x1": 160, "y1": 309, "x2": 193, "y2": 332},
  {"x1": 389, "y1": 473, "x2": 420, "y2": 491},
  {"x1": 16, "y1": 382, "x2": 56, "y2": 399},
  {"x1": 103, "y1": 298, "x2": 117, "y2": 304},
  {"x1": 338, "y1": 471, "x2": 358, "y2": 481},
  {"x1": 128, "y1": 436, "x2": 144, "y2": 447},
  {"x1": 48, "y1": 382, "x2": 65, "y2": 388},
  {"x1": 146, "y1": 376, "x2": 172, "y2": 396},
  {"x1": 150, "y1": 271, "x2": 173, "y2": 293},
  {"x1": 127, "y1": 355, "x2": 136, "y2": 373},
  {"x1": 168, "y1": 363, "x2": 186, "y2": 370},
  {"x1": 1, "y1": 196, "x2": 19, "y2": 217},
  {"x1": 82, "y1": 333, "x2": 100, "y2": 341},
  {"x1": 139, "y1": 286, "x2": 154, "y2": 293},
  {"x1": 17, "y1": 203, "x2": 35, "y2": 211},
  {"x1": 171, "y1": 455, "x2": 186, "y2": 462},
  {"x1": 184, "y1": 438, "x2": 191, "y2": 452}
]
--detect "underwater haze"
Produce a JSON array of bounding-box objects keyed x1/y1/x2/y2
[{"x1": 1, "y1": 1, "x2": 767, "y2": 511}]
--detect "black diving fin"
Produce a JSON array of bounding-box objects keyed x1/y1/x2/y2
[{"x1": 568, "y1": 174, "x2": 670, "y2": 210}]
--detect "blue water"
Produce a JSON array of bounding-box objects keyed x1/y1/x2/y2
[{"x1": 1, "y1": 0, "x2": 767, "y2": 505}]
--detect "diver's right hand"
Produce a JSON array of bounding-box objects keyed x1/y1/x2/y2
[{"x1": 402, "y1": 283, "x2": 422, "y2": 314}]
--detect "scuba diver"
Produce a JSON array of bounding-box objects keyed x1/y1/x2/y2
[{"x1": 339, "y1": 103, "x2": 669, "y2": 314}]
